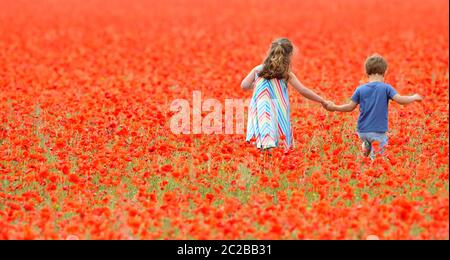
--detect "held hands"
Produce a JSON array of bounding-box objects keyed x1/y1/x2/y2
[{"x1": 321, "y1": 100, "x2": 335, "y2": 111}]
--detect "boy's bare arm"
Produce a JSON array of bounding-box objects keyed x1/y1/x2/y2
[
  {"x1": 392, "y1": 94, "x2": 423, "y2": 105},
  {"x1": 326, "y1": 100, "x2": 358, "y2": 112}
]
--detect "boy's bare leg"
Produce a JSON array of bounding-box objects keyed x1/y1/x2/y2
[{"x1": 361, "y1": 140, "x2": 371, "y2": 157}]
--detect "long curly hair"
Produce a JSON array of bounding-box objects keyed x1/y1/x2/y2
[{"x1": 258, "y1": 38, "x2": 294, "y2": 81}]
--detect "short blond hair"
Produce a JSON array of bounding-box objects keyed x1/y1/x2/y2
[{"x1": 365, "y1": 54, "x2": 388, "y2": 76}]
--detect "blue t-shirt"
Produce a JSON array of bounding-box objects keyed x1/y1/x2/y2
[{"x1": 351, "y1": 82, "x2": 398, "y2": 133}]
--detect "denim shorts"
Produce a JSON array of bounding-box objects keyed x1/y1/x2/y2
[{"x1": 357, "y1": 132, "x2": 388, "y2": 158}]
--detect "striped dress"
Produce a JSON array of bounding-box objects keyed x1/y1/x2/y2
[{"x1": 246, "y1": 65, "x2": 293, "y2": 150}]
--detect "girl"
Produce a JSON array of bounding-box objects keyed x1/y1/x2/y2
[{"x1": 241, "y1": 38, "x2": 329, "y2": 151}]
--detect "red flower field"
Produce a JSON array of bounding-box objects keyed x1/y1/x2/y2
[{"x1": 0, "y1": 0, "x2": 448, "y2": 239}]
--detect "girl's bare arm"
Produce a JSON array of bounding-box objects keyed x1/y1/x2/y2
[
  {"x1": 288, "y1": 72, "x2": 327, "y2": 105},
  {"x1": 241, "y1": 66, "x2": 260, "y2": 90}
]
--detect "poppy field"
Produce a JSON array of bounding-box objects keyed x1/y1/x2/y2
[{"x1": 0, "y1": 0, "x2": 448, "y2": 240}]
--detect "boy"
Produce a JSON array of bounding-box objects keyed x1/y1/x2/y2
[{"x1": 326, "y1": 54, "x2": 423, "y2": 159}]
